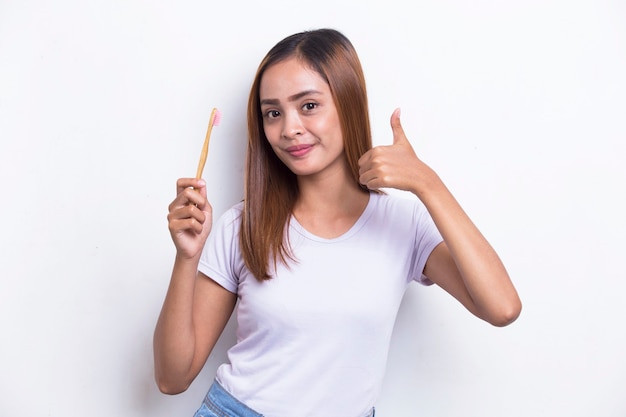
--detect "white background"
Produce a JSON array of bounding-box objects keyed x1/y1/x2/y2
[{"x1": 1, "y1": 0, "x2": 625, "y2": 416}]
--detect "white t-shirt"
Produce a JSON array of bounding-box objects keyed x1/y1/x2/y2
[{"x1": 198, "y1": 192, "x2": 443, "y2": 417}]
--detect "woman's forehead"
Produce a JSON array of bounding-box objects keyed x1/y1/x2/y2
[{"x1": 259, "y1": 58, "x2": 329, "y2": 102}]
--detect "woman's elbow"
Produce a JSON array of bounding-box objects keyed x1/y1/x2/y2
[
  {"x1": 155, "y1": 371, "x2": 192, "y2": 395},
  {"x1": 486, "y1": 299, "x2": 522, "y2": 327}
]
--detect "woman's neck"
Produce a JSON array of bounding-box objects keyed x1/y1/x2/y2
[{"x1": 293, "y1": 170, "x2": 370, "y2": 238}]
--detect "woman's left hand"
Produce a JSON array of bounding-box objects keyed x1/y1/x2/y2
[{"x1": 358, "y1": 108, "x2": 437, "y2": 196}]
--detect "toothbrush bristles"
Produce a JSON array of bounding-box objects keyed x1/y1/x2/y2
[{"x1": 212, "y1": 108, "x2": 222, "y2": 127}]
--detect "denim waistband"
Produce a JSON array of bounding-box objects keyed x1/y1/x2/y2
[
  {"x1": 200, "y1": 380, "x2": 264, "y2": 417},
  {"x1": 196, "y1": 379, "x2": 375, "y2": 417}
]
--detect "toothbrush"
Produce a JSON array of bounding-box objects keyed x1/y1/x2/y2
[{"x1": 195, "y1": 107, "x2": 222, "y2": 179}]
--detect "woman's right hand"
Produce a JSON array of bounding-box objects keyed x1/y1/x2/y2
[{"x1": 167, "y1": 178, "x2": 212, "y2": 260}]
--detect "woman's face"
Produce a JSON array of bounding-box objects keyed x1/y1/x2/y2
[{"x1": 259, "y1": 57, "x2": 346, "y2": 179}]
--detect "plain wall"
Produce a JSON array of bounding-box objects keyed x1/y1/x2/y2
[{"x1": 1, "y1": 0, "x2": 625, "y2": 416}]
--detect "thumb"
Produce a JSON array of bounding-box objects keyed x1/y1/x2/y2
[{"x1": 390, "y1": 108, "x2": 407, "y2": 144}]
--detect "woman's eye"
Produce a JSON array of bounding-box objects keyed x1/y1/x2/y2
[
  {"x1": 303, "y1": 102, "x2": 317, "y2": 111},
  {"x1": 265, "y1": 110, "x2": 280, "y2": 119}
]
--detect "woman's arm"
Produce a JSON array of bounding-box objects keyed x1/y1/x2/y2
[
  {"x1": 418, "y1": 182, "x2": 521, "y2": 327},
  {"x1": 153, "y1": 178, "x2": 237, "y2": 394},
  {"x1": 358, "y1": 109, "x2": 521, "y2": 326}
]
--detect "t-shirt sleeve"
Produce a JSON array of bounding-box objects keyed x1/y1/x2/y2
[
  {"x1": 411, "y1": 201, "x2": 444, "y2": 286},
  {"x1": 197, "y1": 204, "x2": 243, "y2": 294}
]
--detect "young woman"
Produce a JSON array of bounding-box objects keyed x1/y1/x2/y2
[{"x1": 154, "y1": 28, "x2": 521, "y2": 417}]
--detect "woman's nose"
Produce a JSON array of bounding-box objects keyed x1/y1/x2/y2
[{"x1": 282, "y1": 112, "x2": 304, "y2": 139}]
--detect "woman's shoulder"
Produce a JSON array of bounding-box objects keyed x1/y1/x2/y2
[
  {"x1": 370, "y1": 191, "x2": 424, "y2": 213},
  {"x1": 213, "y1": 200, "x2": 244, "y2": 230},
  {"x1": 224, "y1": 200, "x2": 244, "y2": 217},
  {"x1": 367, "y1": 191, "x2": 434, "y2": 231}
]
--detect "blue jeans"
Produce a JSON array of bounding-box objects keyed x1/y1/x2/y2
[
  {"x1": 193, "y1": 379, "x2": 375, "y2": 417},
  {"x1": 193, "y1": 380, "x2": 263, "y2": 417}
]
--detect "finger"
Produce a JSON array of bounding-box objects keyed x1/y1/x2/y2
[
  {"x1": 359, "y1": 166, "x2": 381, "y2": 190},
  {"x1": 169, "y1": 189, "x2": 201, "y2": 212},
  {"x1": 173, "y1": 179, "x2": 207, "y2": 205},
  {"x1": 360, "y1": 176, "x2": 382, "y2": 191},
  {"x1": 183, "y1": 187, "x2": 208, "y2": 210},
  {"x1": 176, "y1": 178, "x2": 206, "y2": 194},
  {"x1": 168, "y1": 216, "x2": 204, "y2": 235},
  {"x1": 390, "y1": 108, "x2": 408, "y2": 145},
  {"x1": 168, "y1": 204, "x2": 206, "y2": 230},
  {"x1": 358, "y1": 149, "x2": 372, "y2": 173},
  {"x1": 168, "y1": 202, "x2": 206, "y2": 223}
]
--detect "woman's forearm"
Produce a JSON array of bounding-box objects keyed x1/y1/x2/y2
[{"x1": 153, "y1": 255, "x2": 200, "y2": 393}]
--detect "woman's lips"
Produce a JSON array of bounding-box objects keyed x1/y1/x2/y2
[{"x1": 286, "y1": 144, "x2": 314, "y2": 157}]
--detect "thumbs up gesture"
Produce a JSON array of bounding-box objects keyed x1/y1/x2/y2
[{"x1": 358, "y1": 108, "x2": 438, "y2": 197}]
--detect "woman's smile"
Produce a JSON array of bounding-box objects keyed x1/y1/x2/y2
[{"x1": 285, "y1": 143, "x2": 315, "y2": 157}]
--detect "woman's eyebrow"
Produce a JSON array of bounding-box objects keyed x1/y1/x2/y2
[{"x1": 260, "y1": 90, "x2": 323, "y2": 106}]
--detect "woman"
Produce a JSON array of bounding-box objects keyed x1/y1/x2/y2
[{"x1": 154, "y1": 28, "x2": 521, "y2": 417}]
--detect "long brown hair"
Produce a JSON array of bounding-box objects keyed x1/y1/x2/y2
[{"x1": 240, "y1": 28, "x2": 373, "y2": 280}]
